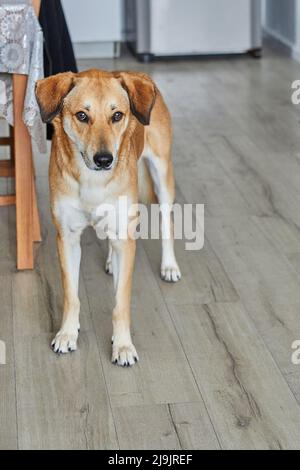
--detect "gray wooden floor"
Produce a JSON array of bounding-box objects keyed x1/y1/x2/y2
[{"x1": 2, "y1": 44, "x2": 300, "y2": 449}]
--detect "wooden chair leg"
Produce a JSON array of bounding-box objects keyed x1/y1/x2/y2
[
  {"x1": 13, "y1": 74, "x2": 34, "y2": 270},
  {"x1": 9, "y1": 125, "x2": 15, "y2": 165},
  {"x1": 32, "y1": 0, "x2": 41, "y2": 16},
  {"x1": 32, "y1": 171, "x2": 42, "y2": 242}
]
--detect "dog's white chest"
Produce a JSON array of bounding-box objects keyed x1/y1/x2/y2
[
  {"x1": 54, "y1": 177, "x2": 123, "y2": 241},
  {"x1": 79, "y1": 183, "x2": 105, "y2": 212}
]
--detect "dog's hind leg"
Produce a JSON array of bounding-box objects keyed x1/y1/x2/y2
[{"x1": 146, "y1": 151, "x2": 181, "y2": 283}]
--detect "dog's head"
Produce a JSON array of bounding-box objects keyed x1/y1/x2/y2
[{"x1": 35, "y1": 69, "x2": 156, "y2": 171}]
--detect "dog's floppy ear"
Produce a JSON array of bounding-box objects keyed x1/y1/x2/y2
[
  {"x1": 114, "y1": 72, "x2": 156, "y2": 125},
  {"x1": 35, "y1": 72, "x2": 75, "y2": 123}
]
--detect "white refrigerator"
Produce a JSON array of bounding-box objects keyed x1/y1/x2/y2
[
  {"x1": 62, "y1": 0, "x2": 122, "y2": 58},
  {"x1": 126, "y1": 0, "x2": 262, "y2": 62}
]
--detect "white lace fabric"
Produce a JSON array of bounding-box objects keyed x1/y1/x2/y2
[{"x1": 0, "y1": 1, "x2": 46, "y2": 153}]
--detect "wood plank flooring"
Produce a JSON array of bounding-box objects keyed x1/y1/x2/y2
[{"x1": 1, "y1": 44, "x2": 300, "y2": 448}]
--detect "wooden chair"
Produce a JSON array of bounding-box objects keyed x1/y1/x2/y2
[{"x1": 0, "y1": 0, "x2": 42, "y2": 269}]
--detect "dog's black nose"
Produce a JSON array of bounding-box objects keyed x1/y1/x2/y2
[{"x1": 93, "y1": 152, "x2": 113, "y2": 170}]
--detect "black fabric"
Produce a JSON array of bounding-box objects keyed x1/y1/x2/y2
[{"x1": 39, "y1": 0, "x2": 78, "y2": 139}]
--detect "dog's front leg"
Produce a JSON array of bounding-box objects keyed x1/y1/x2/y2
[
  {"x1": 110, "y1": 238, "x2": 138, "y2": 366},
  {"x1": 51, "y1": 228, "x2": 82, "y2": 354}
]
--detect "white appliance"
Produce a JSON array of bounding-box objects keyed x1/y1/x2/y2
[
  {"x1": 62, "y1": 0, "x2": 122, "y2": 59},
  {"x1": 125, "y1": 0, "x2": 262, "y2": 61}
]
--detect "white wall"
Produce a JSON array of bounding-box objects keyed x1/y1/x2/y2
[
  {"x1": 263, "y1": 0, "x2": 300, "y2": 60},
  {"x1": 61, "y1": 0, "x2": 122, "y2": 58}
]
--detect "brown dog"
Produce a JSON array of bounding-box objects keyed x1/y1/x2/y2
[{"x1": 35, "y1": 69, "x2": 181, "y2": 366}]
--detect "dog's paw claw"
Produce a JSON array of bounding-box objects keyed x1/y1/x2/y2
[
  {"x1": 161, "y1": 265, "x2": 181, "y2": 283},
  {"x1": 51, "y1": 330, "x2": 78, "y2": 355},
  {"x1": 112, "y1": 342, "x2": 139, "y2": 367}
]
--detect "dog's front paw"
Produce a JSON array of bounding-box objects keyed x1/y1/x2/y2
[
  {"x1": 112, "y1": 340, "x2": 139, "y2": 367},
  {"x1": 161, "y1": 263, "x2": 181, "y2": 283},
  {"x1": 51, "y1": 329, "x2": 78, "y2": 354}
]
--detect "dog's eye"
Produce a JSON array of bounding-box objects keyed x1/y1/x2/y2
[
  {"x1": 76, "y1": 111, "x2": 89, "y2": 123},
  {"x1": 112, "y1": 111, "x2": 123, "y2": 123}
]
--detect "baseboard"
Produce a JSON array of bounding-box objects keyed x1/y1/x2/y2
[
  {"x1": 292, "y1": 49, "x2": 300, "y2": 62},
  {"x1": 73, "y1": 41, "x2": 121, "y2": 59},
  {"x1": 263, "y1": 26, "x2": 300, "y2": 61}
]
